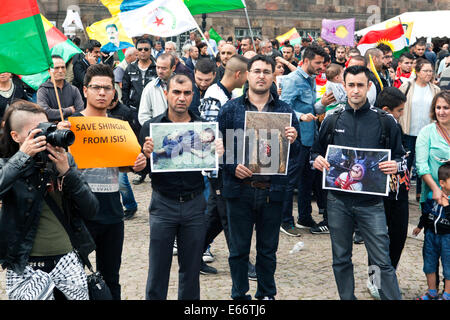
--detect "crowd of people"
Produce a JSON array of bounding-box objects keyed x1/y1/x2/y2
[{"x1": 0, "y1": 27, "x2": 449, "y2": 301}]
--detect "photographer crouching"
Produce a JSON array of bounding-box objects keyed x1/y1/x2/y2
[{"x1": 0, "y1": 100, "x2": 99, "y2": 300}]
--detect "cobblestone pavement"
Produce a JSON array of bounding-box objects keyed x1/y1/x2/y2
[{"x1": 0, "y1": 175, "x2": 429, "y2": 300}]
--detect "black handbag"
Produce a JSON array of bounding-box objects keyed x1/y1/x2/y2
[
  {"x1": 84, "y1": 259, "x2": 113, "y2": 300},
  {"x1": 44, "y1": 193, "x2": 112, "y2": 300}
]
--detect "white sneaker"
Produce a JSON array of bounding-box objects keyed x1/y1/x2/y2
[
  {"x1": 367, "y1": 278, "x2": 380, "y2": 300},
  {"x1": 202, "y1": 246, "x2": 215, "y2": 263},
  {"x1": 173, "y1": 240, "x2": 178, "y2": 256}
]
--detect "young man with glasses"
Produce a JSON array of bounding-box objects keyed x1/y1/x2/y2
[
  {"x1": 122, "y1": 38, "x2": 157, "y2": 184},
  {"x1": 218, "y1": 55, "x2": 300, "y2": 300},
  {"x1": 71, "y1": 64, "x2": 147, "y2": 299}
]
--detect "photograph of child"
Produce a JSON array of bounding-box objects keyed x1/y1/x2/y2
[
  {"x1": 150, "y1": 122, "x2": 219, "y2": 172},
  {"x1": 244, "y1": 111, "x2": 292, "y2": 175},
  {"x1": 323, "y1": 145, "x2": 391, "y2": 196}
]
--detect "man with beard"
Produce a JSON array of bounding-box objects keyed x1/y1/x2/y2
[
  {"x1": 188, "y1": 58, "x2": 217, "y2": 116},
  {"x1": 393, "y1": 52, "x2": 414, "y2": 88},
  {"x1": 218, "y1": 55, "x2": 300, "y2": 300},
  {"x1": 280, "y1": 45, "x2": 327, "y2": 235},
  {"x1": 376, "y1": 43, "x2": 394, "y2": 87}
]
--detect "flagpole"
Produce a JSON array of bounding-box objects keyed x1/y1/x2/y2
[
  {"x1": 195, "y1": 25, "x2": 217, "y2": 57},
  {"x1": 49, "y1": 69, "x2": 65, "y2": 122},
  {"x1": 241, "y1": 0, "x2": 257, "y2": 52}
]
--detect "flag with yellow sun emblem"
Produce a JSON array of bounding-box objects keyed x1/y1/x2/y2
[{"x1": 321, "y1": 18, "x2": 355, "y2": 47}]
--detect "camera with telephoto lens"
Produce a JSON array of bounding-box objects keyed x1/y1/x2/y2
[{"x1": 33, "y1": 122, "x2": 75, "y2": 166}]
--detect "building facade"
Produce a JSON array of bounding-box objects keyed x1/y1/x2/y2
[{"x1": 38, "y1": 0, "x2": 449, "y2": 44}]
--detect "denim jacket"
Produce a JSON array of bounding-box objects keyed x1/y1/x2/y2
[
  {"x1": 280, "y1": 67, "x2": 317, "y2": 147},
  {"x1": 217, "y1": 89, "x2": 301, "y2": 201}
]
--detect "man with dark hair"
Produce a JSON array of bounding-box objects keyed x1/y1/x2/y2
[
  {"x1": 138, "y1": 53, "x2": 175, "y2": 125},
  {"x1": 218, "y1": 54, "x2": 300, "y2": 300},
  {"x1": 240, "y1": 37, "x2": 253, "y2": 55},
  {"x1": 312, "y1": 65, "x2": 404, "y2": 300},
  {"x1": 333, "y1": 45, "x2": 347, "y2": 68},
  {"x1": 280, "y1": 45, "x2": 327, "y2": 235},
  {"x1": 412, "y1": 40, "x2": 427, "y2": 60},
  {"x1": 122, "y1": 38, "x2": 157, "y2": 184},
  {"x1": 37, "y1": 55, "x2": 84, "y2": 121},
  {"x1": 195, "y1": 55, "x2": 248, "y2": 275},
  {"x1": 72, "y1": 39, "x2": 102, "y2": 96},
  {"x1": 140, "y1": 74, "x2": 224, "y2": 300},
  {"x1": 279, "y1": 44, "x2": 298, "y2": 75},
  {"x1": 376, "y1": 43, "x2": 394, "y2": 87},
  {"x1": 73, "y1": 63, "x2": 147, "y2": 300},
  {"x1": 394, "y1": 52, "x2": 414, "y2": 88},
  {"x1": 189, "y1": 58, "x2": 217, "y2": 115}
]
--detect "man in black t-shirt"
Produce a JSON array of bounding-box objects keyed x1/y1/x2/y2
[{"x1": 71, "y1": 64, "x2": 147, "y2": 300}]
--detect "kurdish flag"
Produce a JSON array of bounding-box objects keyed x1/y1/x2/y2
[
  {"x1": 357, "y1": 24, "x2": 407, "y2": 58},
  {"x1": 21, "y1": 15, "x2": 82, "y2": 90},
  {"x1": 0, "y1": 0, "x2": 52, "y2": 75},
  {"x1": 102, "y1": 0, "x2": 245, "y2": 16},
  {"x1": 276, "y1": 28, "x2": 301, "y2": 46}
]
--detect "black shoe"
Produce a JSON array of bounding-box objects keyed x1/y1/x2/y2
[
  {"x1": 132, "y1": 175, "x2": 145, "y2": 185},
  {"x1": 200, "y1": 261, "x2": 217, "y2": 275},
  {"x1": 248, "y1": 261, "x2": 257, "y2": 281},
  {"x1": 310, "y1": 220, "x2": 329, "y2": 234},
  {"x1": 353, "y1": 233, "x2": 364, "y2": 244},
  {"x1": 295, "y1": 218, "x2": 317, "y2": 229},
  {"x1": 124, "y1": 208, "x2": 137, "y2": 220}
]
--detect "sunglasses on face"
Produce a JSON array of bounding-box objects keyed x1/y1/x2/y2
[{"x1": 138, "y1": 47, "x2": 150, "y2": 52}]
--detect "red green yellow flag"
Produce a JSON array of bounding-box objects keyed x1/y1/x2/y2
[
  {"x1": 21, "y1": 15, "x2": 82, "y2": 90},
  {"x1": 0, "y1": 0, "x2": 52, "y2": 75}
]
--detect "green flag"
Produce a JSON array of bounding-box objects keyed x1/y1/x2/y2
[
  {"x1": 183, "y1": 0, "x2": 245, "y2": 15},
  {"x1": 208, "y1": 28, "x2": 223, "y2": 44}
]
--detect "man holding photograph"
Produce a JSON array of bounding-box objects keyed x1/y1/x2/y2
[
  {"x1": 311, "y1": 65, "x2": 405, "y2": 300},
  {"x1": 218, "y1": 55, "x2": 300, "y2": 300},
  {"x1": 140, "y1": 74, "x2": 224, "y2": 300}
]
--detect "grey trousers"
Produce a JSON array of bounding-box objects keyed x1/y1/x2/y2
[
  {"x1": 327, "y1": 192, "x2": 402, "y2": 300},
  {"x1": 145, "y1": 191, "x2": 206, "y2": 300}
]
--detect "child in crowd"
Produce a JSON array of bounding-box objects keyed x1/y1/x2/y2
[
  {"x1": 413, "y1": 162, "x2": 450, "y2": 300},
  {"x1": 364, "y1": 87, "x2": 410, "y2": 299},
  {"x1": 324, "y1": 63, "x2": 347, "y2": 114}
]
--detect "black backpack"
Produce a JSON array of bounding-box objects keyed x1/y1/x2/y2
[{"x1": 324, "y1": 107, "x2": 391, "y2": 149}]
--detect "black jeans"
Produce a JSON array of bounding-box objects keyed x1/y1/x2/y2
[
  {"x1": 203, "y1": 179, "x2": 231, "y2": 252},
  {"x1": 85, "y1": 220, "x2": 124, "y2": 300},
  {"x1": 383, "y1": 198, "x2": 409, "y2": 269},
  {"x1": 226, "y1": 185, "x2": 282, "y2": 300}
]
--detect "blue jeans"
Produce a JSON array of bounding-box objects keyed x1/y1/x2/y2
[
  {"x1": 119, "y1": 172, "x2": 137, "y2": 211},
  {"x1": 327, "y1": 192, "x2": 402, "y2": 300},
  {"x1": 226, "y1": 185, "x2": 282, "y2": 300},
  {"x1": 281, "y1": 145, "x2": 314, "y2": 224},
  {"x1": 423, "y1": 230, "x2": 450, "y2": 279}
]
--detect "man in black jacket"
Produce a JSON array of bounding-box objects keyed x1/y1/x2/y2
[
  {"x1": 122, "y1": 38, "x2": 157, "y2": 184},
  {"x1": 312, "y1": 66, "x2": 403, "y2": 300},
  {"x1": 72, "y1": 39, "x2": 101, "y2": 97}
]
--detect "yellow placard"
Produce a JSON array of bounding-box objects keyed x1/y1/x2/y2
[{"x1": 68, "y1": 116, "x2": 141, "y2": 169}]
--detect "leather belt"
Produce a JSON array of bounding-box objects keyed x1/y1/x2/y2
[
  {"x1": 157, "y1": 189, "x2": 203, "y2": 203},
  {"x1": 242, "y1": 180, "x2": 271, "y2": 190}
]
